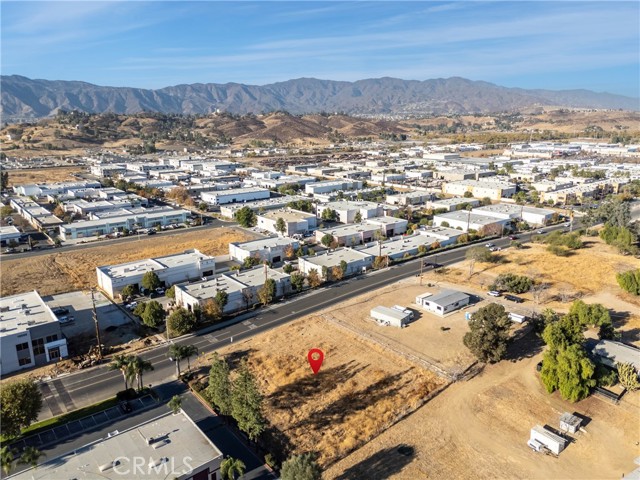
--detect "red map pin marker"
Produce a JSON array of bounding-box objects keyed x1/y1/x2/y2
[{"x1": 307, "y1": 348, "x2": 324, "y2": 375}]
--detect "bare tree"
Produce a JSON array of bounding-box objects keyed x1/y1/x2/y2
[{"x1": 530, "y1": 282, "x2": 550, "y2": 305}]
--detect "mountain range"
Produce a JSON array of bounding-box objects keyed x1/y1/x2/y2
[{"x1": 1, "y1": 75, "x2": 638, "y2": 121}]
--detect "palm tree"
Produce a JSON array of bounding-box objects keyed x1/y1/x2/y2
[
  {"x1": 220, "y1": 456, "x2": 246, "y2": 480},
  {"x1": 19, "y1": 446, "x2": 45, "y2": 469},
  {"x1": 168, "y1": 344, "x2": 185, "y2": 377},
  {"x1": 127, "y1": 356, "x2": 154, "y2": 391},
  {"x1": 1, "y1": 446, "x2": 17, "y2": 475},
  {"x1": 182, "y1": 344, "x2": 198, "y2": 371},
  {"x1": 109, "y1": 354, "x2": 133, "y2": 391},
  {"x1": 167, "y1": 395, "x2": 182, "y2": 414}
]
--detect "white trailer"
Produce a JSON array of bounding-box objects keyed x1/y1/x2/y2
[
  {"x1": 370, "y1": 306, "x2": 411, "y2": 328},
  {"x1": 509, "y1": 312, "x2": 527, "y2": 323},
  {"x1": 529, "y1": 425, "x2": 567, "y2": 455}
]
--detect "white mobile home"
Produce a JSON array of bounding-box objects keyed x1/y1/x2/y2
[
  {"x1": 370, "y1": 306, "x2": 412, "y2": 328},
  {"x1": 416, "y1": 289, "x2": 470, "y2": 316},
  {"x1": 529, "y1": 425, "x2": 567, "y2": 455}
]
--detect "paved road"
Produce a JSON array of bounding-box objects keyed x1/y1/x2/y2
[
  {"x1": 3, "y1": 219, "x2": 239, "y2": 261},
  {"x1": 37, "y1": 222, "x2": 574, "y2": 421}
]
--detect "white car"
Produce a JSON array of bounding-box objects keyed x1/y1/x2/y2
[
  {"x1": 485, "y1": 243, "x2": 495, "y2": 248},
  {"x1": 488, "y1": 291, "x2": 502, "y2": 297},
  {"x1": 489, "y1": 246, "x2": 502, "y2": 252}
]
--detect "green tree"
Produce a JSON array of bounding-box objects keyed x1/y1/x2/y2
[
  {"x1": 275, "y1": 217, "x2": 287, "y2": 235},
  {"x1": 321, "y1": 208, "x2": 337, "y2": 222},
  {"x1": 354, "y1": 211, "x2": 362, "y2": 223},
  {"x1": 128, "y1": 355, "x2": 154, "y2": 391},
  {"x1": 198, "y1": 202, "x2": 208, "y2": 212},
  {"x1": 0, "y1": 379, "x2": 43, "y2": 439},
  {"x1": 541, "y1": 344, "x2": 595, "y2": 402},
  {"x1": 221, "y1": 457, "x2": 246, "y2": 480},
  {"x1": 141, "y1": 271, "x2": 161, "y2": 291},
  {"x1": 109, "y1": 354, "x2": 133, "y2": 391},
  {"x1": 257, "y1": 278, "x2": 277, "y2": 305},
  {"x1": 140, "y1": 300, "x2": 165, "y2": 328},
  {"x1": 291, "y1": 272, "x2": 305, "y2": 292},
  {"x1": 542, "y1": 314, "x2": 585, "y2": 350},
  {"x1": 617, "y1": 362, "x2": 640, "y2": 391},
  {"x1": 168, "y1": 395, "x2": 182, "y2": 414},
  {"x1": 463, "y1": 191, "x2": 474, "y2": 198},
  {"x1": 616, "y1": 269, "x2": 640, "y2": 295},
  {"x1": 169, "y1": 343, "x2": 187, "y2": 377},
  {"x1": 1, "y1": 446, "x2": 17, "y2": 476},
  {"x1": 280, "y1": 453, "x2": 322, "y2": 480},
  {"x1": 0, "y1": 170, "x2": 9, "y2": 191},
  {"x1": 165, "y1": 285, "x2": 176, "y2": 299},
  {"x1": 231, "y1": 361, "x2": 265, "y2": 441},
  {"x1": 235, "y1": 206, "x2": 256, "y2": 228},
  {"x1": 1, "y1": 205, "x2": 13, "y2": 217},
  {"x1": 167, "y1": 308, "x2": 197, "y2": 336},
  {"x1": 490, "y1": 273, "x2": 533, "y2": 294},
  {"x1": 208, "y1": 353, "x2": 232, "y2": 415},
  {"x1": 18, "y1": 446, "x2": 45, "y2": 468},
  {"x1": 121, "y1": 284, "x2": 136, "y2": 301},
  {"x1": 320, "y1": 233, "x2": 334, "y2": 247},
  {"x1": 339, "y1": 260, "x2": 348, "y2": 276},
  {"x1": 463, "y1": 303, "x2": 512, "y2": 363}
]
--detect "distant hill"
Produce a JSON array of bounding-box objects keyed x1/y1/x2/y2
[{"x1": 1, "y1": 75, "x2": 638, "y2": 121}]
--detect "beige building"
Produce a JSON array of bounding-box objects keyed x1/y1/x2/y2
[{"x1": 442, "y1": 179, "x2": 517, "y2": 200}]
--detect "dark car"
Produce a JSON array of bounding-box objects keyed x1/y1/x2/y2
[
  {"x1": 505, "y1": 294, "x2": 524, "y2": 303},
  {"x1": 147, "y1": 230, "x2": 156, "y2": 235},
  {"x1": 53, "y1": 307, "x2": 70, "y2": 316},
  {"x1": 509, "y1": 235, "x2": 519, "y2": 240}
]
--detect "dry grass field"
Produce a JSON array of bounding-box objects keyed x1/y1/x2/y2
[
  {"x1": 0, "y1": 227, "x2": 253, "y2": 297},
  {"x1": 326, "y1": 353, "x2": 640, "y2": 480},
  {"x1": 7, "y1": 166, "x2": 85, "y2": 185},
  {"x1": 211, "y1": 316, "x2": 447, "y2": 467}
]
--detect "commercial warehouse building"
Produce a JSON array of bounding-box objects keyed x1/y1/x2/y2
[
  {"x1": 0, "y1": 225, "x2": 22, "y2": 245},
  {"x1": 315, "y1": 217, "x2": 408, "y2": 246},
  {"x1": 97, "y1": 249, "x2": 215, "y2": 299},
  {"x1": 316, "y1": 200, "x2": 385, "y2": 224},
  {"x1": 175, "y1": 266, "x2": 291, "y2": 314},
  {"x1": 9, "y1": 410, "x2": 223, "y2": 480},
  {"x1": 432, "y1": 210, "x2": 510, "y2": 233},
  {"x1": 0, "y1": 291, "x2": 69, "y2": 375},
  {"x1": 305, "y1": 180, "x2": 363, "y2": 195},
  {"x1": 201, "y1": 187, "x2": 270, "y2": 205},
  {"x1": 473, "y1": 203, "x2": 556, "y2": 226},
  {"x1": 219, "y1": 195, "x2": 309, "y2": 218},
  {"x1": 298, "y1": 248, "x2": 374, "y2": 280},
  {"x1": 442, "y1": 179, "x2": 517, "y2": 200},
  {"x1": 256, "y1": 209, "x2": 317, "y2": 236},
  {"x1": 229, "y1": 237, "x2": 300, "y2": 263}
]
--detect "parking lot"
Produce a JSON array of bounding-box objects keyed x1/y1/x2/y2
[{"x1": 43, "y1": 290, "x2": 133, "y2": 347}]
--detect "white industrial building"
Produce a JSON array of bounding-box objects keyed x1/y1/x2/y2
[
  {"x1": 175, "y1": 266, "x2": 291, "y2": 314},
  {"x1": 427, "y1": 197, "x2": 480, "y2": 212},
  {"x1": 9, "y1": 410, "x2": 223, "y2": 480},
  {"x1": 386, "y1": 191, "x2": 435, "y2": 206},
  {"x1": 256, "y1": 209, "x2": 317, "y2": 236},
  {"x1": 298, "y1": 248, "x2": 374, "y2": 280},
  {"x1": 10, "y1": 197, "x2": 64, "y2": 230},
  {"x1": 416, "y1": 226, "x2": 464, "y2": 246},
  {"x1": 415, "y1": 289, "x2": 470, "y2": 316},
  {"x1": 229, "y1": 237, "x2": 300, "y2": 264},
  {"x1": 317, "y1": 200, "x2": 385, "y2": 224},
  {"x1": 0, "y1": 291, "x2": 69, "y2": 375},
  {"x1": 442, "y1": 179, "x2": 517, "y2": 200},
  {"x1": 0, "y1": 225, "x2": 22, "y2": 245},
  {"x1": 219, "y1": 195, "x2": 309, "y2": 218},
  {"x1": 472, "y1": 203, "x2": 556, "y2": 226},
  {"x1": 305, "y1": 180, "x2": 363, "y2": 195},
  {"x1": 201, "y1": 187, "x2": 270, "y2": 205},
  {"x1": 316, "y1": 217, "x2": 408, "y2": 246},
  {"x1": 59, "y1": 207, "x2": 190, "y2": 240},
  {"x1": 432, "y1": 210, "x2": 510, "y2": 233},
  {"x1": 97, "y1": 249, "x2": 216, "y2": 299},
  {"x1": 370, "y1": 306, "x2": 413, "y2": 328}
]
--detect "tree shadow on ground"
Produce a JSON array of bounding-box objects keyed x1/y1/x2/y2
[
  {"x1": 224, "y1": 348, "x2": 255, "y2": 370},
  {"x1": 505, "y1": 325, "x2": 544, "y2": 361},
  {"x1": 269, "y1": 360, "x2": 368, "y2": 410},
  {"x1": 291, "y1": 370, "x2": 411, "y2": 431},
  {"x1": 259, "y1": 421, "x2": 295, "y2": 465},
  {"x1": 334, "y1": 444, "x2": 416, "y2": 480}
]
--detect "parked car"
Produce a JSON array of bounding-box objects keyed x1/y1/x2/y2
[
  {"x1": 537, "y1": 230, "x2": 544, "y2": 234},
  {"x1": 488, "y1": 290, "x2": 502, "y2": 297},
  {"x1": 156, "y1": 288, "x2": 165, "y2": 295},
  {"x1": 489, "y1": 247, "x2": 502, "y2": 252},
  {"x1": 125, "y1": 302, "x2": 138, "y2": 311},
  {"x1": 509, "y1": 235, "x2": 519, "y2": 240},
  {"x1": 4, "y1": 247, "x2": 16, "y2": 253},
  {"x1": 505, "y1": 294, "x2": 524, "y2": 303},
  {"x1": 53, "y1": 307, "x2": 70, "y2": 316},
  {"x1": 147, "y1": 230, "x2": 156, "y2": 235},
  {"x1": 485, "y1": 243, "x2": 495, "y2": 248}
]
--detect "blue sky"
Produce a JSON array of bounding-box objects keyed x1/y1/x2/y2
[{"x1": 2, "y1": 1, "x2": 638, "y2": 97}]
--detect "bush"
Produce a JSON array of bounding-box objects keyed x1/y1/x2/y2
[
  {"x1": 116, "y1": 388, "x2": 138, "y2": 401},
  {"x1": 490, "y1": 273, "x2": 533, "y2": 294},
  {"x1": 616, "y1": 269, "x2": 640, "y2": 295},
  {"x1": 594, "y1": 364, "x2": 618, "y2": 387}
]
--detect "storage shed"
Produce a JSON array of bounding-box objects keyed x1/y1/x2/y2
[
  {"x1": 416, "y1": 289, "x2": 470, "y2": 316},
  {"x1": 370, "y1": 306, "x2": 411, "y2": 328},
  {"x1": 529, "y1": 425, "x2": 567, "y2": 455},
  {"x1": 559, "y1": 413, "x2": 582, "y2": 434}
]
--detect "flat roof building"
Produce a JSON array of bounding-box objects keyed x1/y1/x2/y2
[
  {"x1": 317, "y1": 200, "x2": 384, "y2": 224},
  {"x1": 229, "y1": 237, "x2": 300, "y2": 263},
  {"x1": 256, "y1": 209, "x2": 317, "y2": 237},
  {"x1": 298, "y1": 248, "x2": 373, "y2": 280},
  {"x1": 9, "y1": 410, "x2": 223, "y2": 480},
  {"x1": 433, "y1": 210, "x2": 509, "y2": 234},
  {"x1": 219, "y1": 195, "x2": 309, "y2": 218},
  {"x1": 473, "y1": 203, "x2": 556, "y2": 226},
  {"x1": 0, "y1": 225, "x2": 22, "y2": 245},
  {"x1": 315, "y1": 217, "x2": 408, "y2": 247},
  {"x1": 442, "y1": 179, "x2": 517, "y2": 200},
  {"x1": 0, "y1": 291, "x2": 68, "y2": 375},
  {"x1": 305, "y1": 180, "x2": 363, "y2": 195},
  {"x1": 415, "y1": 289, "x2": 470, "y2": 316},
  {"x1": 201, "y1": 187, "x2": 270, "y2": 205},
  {"x1": 97, "y1": 249, "x2": 215, "y2": 299}
]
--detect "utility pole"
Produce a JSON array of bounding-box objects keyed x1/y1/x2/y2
[{"x1": 91, "y1": 288, "x2": 103, "y2": 360}]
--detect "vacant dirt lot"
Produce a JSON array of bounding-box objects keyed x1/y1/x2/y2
[
  {"x1": 326, "y1": 277, "x2": 477, "y2": 376},
  {"x1": 326, "y1": 351, "x2": 640, "y2": 480},
  {"x1": 211, "y1": 316, "x2": 447, "y2": 467},
  {"x1": 7, "y1": 166, "x2": 85, "y2": 185},
  {"x1": 0, "y1": 227, "x2": 254, "y2": 297}
]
